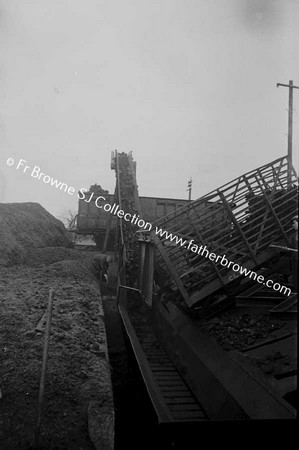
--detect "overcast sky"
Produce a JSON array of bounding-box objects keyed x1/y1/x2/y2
[{"x1": 1, "y1": 0, "x2": 298, "y2": 218}]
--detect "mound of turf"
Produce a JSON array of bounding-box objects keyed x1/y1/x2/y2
[{"x1": 0, "y1": 202, "x2": 73, "y2": 266}]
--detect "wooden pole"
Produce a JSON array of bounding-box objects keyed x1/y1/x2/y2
[
  {"x1": 187, "y1": 178, "x2": 192, "y2": 201},
  {"x1": 33, "y1": 288, "x2": 54, "y2": 449},
  {"x1": 288, "y1": 80, "x2": 293, "y2": 165},
  {"x1": 277, "y1": 80, "x2": 299, "y2": 186}
]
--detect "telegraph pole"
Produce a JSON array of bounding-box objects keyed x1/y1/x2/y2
[
  {"x1": 277, "y1": 80, "x2": 299, "y2": 185},
  {"x1": 187, "y1": 178, "x2": 192, "y2": 201}
]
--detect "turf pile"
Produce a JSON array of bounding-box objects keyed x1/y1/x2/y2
[{"x1": 0, "y1": 202, "x2": 72, "y2": 266}]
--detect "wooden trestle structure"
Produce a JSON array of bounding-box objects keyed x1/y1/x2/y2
[{"x1": 151, "y1": 156, "x2": 298, "y2": 308}]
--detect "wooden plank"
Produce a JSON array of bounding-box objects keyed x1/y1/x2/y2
[
  {"x1": 172, "y1": 413, "x2": 206, "y2": 421},
  {"x1": 168, "y1": 404, "x2": 203, "y2": 412},
  {"x1": 218, "y1": 189, "x2": 258, "y2": 263},
  {"x1": 231, "y1": 176, "x2": 242, "y2": 204},
  {"x1": 159, "y1": 386, "x2": 190, "y2": 392},
  {"x1": 185, "y1": 211, "x2": 225, "y2": 286},
  {"x1": 270, "y1": 294, "x2": 297, "y2": 313},
  {"x1": 251, "y1": 162, "x2": 284, "y2": 253},
  {"x1": 151, "y1": 233, "x2": 191, "y2": 304},
  {"x1": 163, "y1": 391, "x2": 196, "y2": 398},
  {"x1": 165, "y1": 398, "x2": 198, "y2": 405},
  {"x1": 157, "y1": 380, "x2": 187, "y2": 386},
  {"x1": 154, "y1": 374, "x2": 184, "y2": 381},
  {"x1": 254, "y1": 173, "x2": 289, "y2": 243},
  {"x1": 152, "y1": 371, "x2": 181, "y2": 376}
]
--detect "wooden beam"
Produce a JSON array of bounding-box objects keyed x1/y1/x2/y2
[
  {"x1": 254, "y1": 174, "x2": 289, "y2": 244},
  {"x1": 151, "y1": 233, "x2": 191, "y2": 305},
  {"x1": 218, "y1": 190, "x2": 258, "y2": 264}
]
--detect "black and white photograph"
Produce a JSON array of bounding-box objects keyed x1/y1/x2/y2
[{"x1": 0, "y1": 1, "x2": 298, "y2": 448}]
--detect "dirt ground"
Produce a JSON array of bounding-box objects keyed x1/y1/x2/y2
[{"x1": 0, "y1": 248, "x2": 114, "y2": 450}]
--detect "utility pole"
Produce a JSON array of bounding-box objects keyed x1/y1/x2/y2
[
  {"x1": 187, "y1": 178, "x2": 192, "y2": 201},
  {"x1": 277, "y1": 80, "x2": 299, "y2": 185}
]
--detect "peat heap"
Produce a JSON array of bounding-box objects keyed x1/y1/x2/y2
[{"x1": 0, "y1": 202, "x2": 72, "y2": 266}]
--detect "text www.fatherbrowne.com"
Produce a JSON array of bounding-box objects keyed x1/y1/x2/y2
[
  {"x1": 7, "y1": 157, "x2": 292, "y2": 297},
  {"x1": 155, "y1": 227, "x2": 292, "y2": 297}
]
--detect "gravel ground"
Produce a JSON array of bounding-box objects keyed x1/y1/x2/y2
[{"x1": 0, "y1": 249, "x2": 114, "y2": 450}]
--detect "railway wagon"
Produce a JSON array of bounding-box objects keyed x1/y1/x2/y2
[{"x1": 76, "y1": 189, "x2": 189, "y2": 248}]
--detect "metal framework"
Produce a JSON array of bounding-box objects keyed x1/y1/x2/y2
[{"x1": 151, "y1": 156, "x2": 298, "y2": 308}]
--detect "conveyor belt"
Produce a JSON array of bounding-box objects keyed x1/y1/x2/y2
[
  {"x1": 133, "y1": 322, "x2": 207, "y2": 422},
  {"x1": 117, "y1": 287, "x2": 207, "y2": 424}
]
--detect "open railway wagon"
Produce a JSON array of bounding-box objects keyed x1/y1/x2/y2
[
  {"x1": 150, "y1": 156, "x2": 298, "y2": 313},
  {"x1": 113, "y1": 152, "x2": 297, "y2": 429}
]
